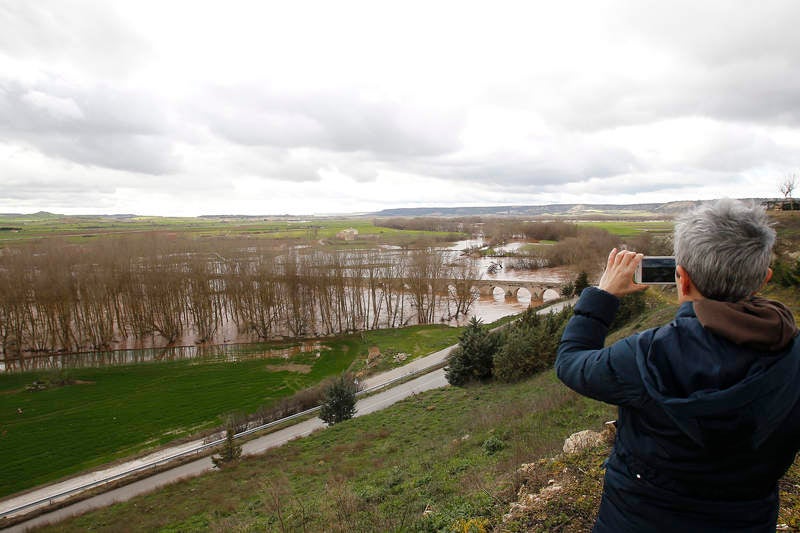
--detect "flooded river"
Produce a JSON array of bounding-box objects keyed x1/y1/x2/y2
[{"x1": 1, "y1": 240, "x2": 573, "y2": 372}]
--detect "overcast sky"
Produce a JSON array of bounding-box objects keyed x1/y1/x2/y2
[{"x1": 1, "y1": 1, "x2": 799, "y2": 216}]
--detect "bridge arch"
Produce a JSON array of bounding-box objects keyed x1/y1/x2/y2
[{"x1": 542, "y1": 288, "x2": 561, "y2": 301}]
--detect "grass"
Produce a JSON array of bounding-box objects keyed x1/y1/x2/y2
[
  {"x1": 351, "y1": 324, "x2": 462, "y2": 375},
  {"x1": 0, "y1": 345, "x2": 355, "y2": 497},
  {"x1": 32, "y1": 371, "x2": 616, "y2": 532},
  {"x1": 577, "y1": 220, "x2": 673, "y2": 238},
  {"x1": 0, "y1": 324, "x2": 464, "y2": 498},
  {"x1": 0, "y1": 213, "x2": 465, "y2": 245},
  {"x1": 515, "y1": 242, "x2": 555, "y2": 255}
]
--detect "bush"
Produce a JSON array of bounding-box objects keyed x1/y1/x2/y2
[
  {"x1": 560, "y1": 281, "x2": 575, "y2": 297},
  {"x1": 494, "y1": 329, "x2": 536, "y2": 383},
  {"x1": 445, "y1": 317, "x2": 499, "y2": 386},
  {"x1": 493, "y1": 306, "x2": 572, "y2": 383},
  {"x1": 319, "y1": 373, "x2": 358, "y2": 426},
  {"x1": 773, "y1": 258, "x2": 800, "y2": 287},
  {"x1": 482, "y1": 435, "x2": 505, "y2": 455}
]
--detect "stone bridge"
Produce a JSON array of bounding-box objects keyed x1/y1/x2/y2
[
  {"x1": 473, "y1": 280, "x2": 561, "y2": 301},
  {"x1": 445, "y1": 279, "x2": 562, "y2": 303}
]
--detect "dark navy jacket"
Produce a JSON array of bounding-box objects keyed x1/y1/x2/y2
[{"x1": 556, "y1": 287, "x2": 800, "y2": 532}]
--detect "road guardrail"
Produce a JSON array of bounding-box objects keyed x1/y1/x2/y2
[{"x1": 0, "y1": 351, "x2": 452, "y2": 520}]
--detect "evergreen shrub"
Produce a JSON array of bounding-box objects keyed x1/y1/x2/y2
[{"x1": 444, "y1": 317, "x2": 499, "y2": 386}]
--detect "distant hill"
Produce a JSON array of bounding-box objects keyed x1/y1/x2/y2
[
  {"x1": 371, "y1": 202, "x2": 678, "y2": 217},
  {"x1": 1, "y1": 199, "x2": 777, "y2": 220},
  {"x1": 0, "y1": 212, "x2": 138, "y2": 220},
  {"x1": 371, "y1": 199, "x2": 770, "y2": 218}
]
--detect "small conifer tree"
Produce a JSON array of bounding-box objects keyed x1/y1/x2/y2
[
  {"x1": 574, "y1": 271, "x2": 590, "y2": 295},
  {"x1": 211, "y1": 425, "x2": 242, "y2": 468},
  {"x1": 319, "y1": 373, "x2": 358, "y2": 426},
  {"x1": 560, "y1": 281, "x2": 575, "y2": 297},
  {"x1": 445, "y1": 317, "x2": 498, "y2": 386}
]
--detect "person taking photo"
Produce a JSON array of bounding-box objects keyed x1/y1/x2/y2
[{"x1": 556, "y1": 199, "x2": 800, "y2": 532}]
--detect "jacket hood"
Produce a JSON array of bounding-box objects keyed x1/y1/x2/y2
[
  {"x1": 637, "y1": 300, "x2": 800, "y2": 450},
  {"x1": 694, "y1": 297, "x2": 798, "y2": 352}
]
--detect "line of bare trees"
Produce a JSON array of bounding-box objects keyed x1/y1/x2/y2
[{"x1": 0, "y1": 234, "x2": 481, "y2": 359}]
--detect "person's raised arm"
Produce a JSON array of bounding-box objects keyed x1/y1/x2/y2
[{"x1": 555, "y1": 248, "x2": 649, "y2": 406}]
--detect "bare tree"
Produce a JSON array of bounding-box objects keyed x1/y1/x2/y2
[
  {"x1": 406, "y1": 248, "x2": 450, "y2": 324},
  {"x1": 781, "y1": 174, "x2": 797, "y2": 200},
  {"x1": 448, "y1": 257, "x2": 481, "y2": 319}
]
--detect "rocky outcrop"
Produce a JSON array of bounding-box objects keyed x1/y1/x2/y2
[
  {"x1": 501, "y1": 423, "x2": 616, "y2": 529},
  {"x1": 562, "y1": 421, "x2": 616, "y2": 454}
]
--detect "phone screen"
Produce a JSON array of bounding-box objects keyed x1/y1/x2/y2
[{"x1": 640, "y1": 256, "x2": 676, "y2": 284}]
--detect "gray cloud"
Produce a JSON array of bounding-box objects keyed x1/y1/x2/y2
[
  {"x1": 616, "y1": 0, "x2": 800, "y2": 68},
  {"x1": 194, "y1": 86, "x2": 464, "y2": 158},
  {"x1": 0, "y1": 1, "x2": 151, "y2": 78},
  {"x1": 538, "y1": 2, "x2": 800, "y2": 131},
  {"x1": 1, "y1": 176, "x2": 115, "y2": 201},
  {"x1": 219, "y1": 145, "x2": 380, "y2": 184},
  {"x1": 400, "y1": 137, "x2": 642, "y2": 190},
  {"x1": 0, "y1": 77, "x2": 179, "y2": 174},
  {"x1": 0, "y1": 158, "x2": 121, "y2": 212},
  {"x1": 540, "y1": 60, "x2": 800, "y2": 133},
  {"x1": 686, "y1": 125, "x2": 795, "y2": 173}
]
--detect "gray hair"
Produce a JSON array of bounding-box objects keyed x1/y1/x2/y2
[{"x1": 674, "y1": 199, "x2": 775, "y2": 302}]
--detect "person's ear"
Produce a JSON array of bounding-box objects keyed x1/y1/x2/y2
[
  {"x1": 756, "y1": 267, "x2": 773, "y2": 293},
  {"x1": 676, "y1": 265, "x2": 693, "y2": 299}
]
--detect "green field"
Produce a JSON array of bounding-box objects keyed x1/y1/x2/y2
[
  {"x1": 0, "y1": 213, "x2": 464, "y2": 244},
  {"x1": 0, "y1": 325, "x2": 462, "y2": 498},
  {"x1": 577, "y1": 220, "x2": 673, "y2": 238}
]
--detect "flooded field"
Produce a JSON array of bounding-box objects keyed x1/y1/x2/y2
[
  {"x1": 1, "y1": 239, "x2": 573, "y2": 372},
  {"x1": 1, "y1": 341, "x2": 332, "y2": 373}
]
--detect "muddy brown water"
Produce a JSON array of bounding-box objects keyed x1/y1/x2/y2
[{"x1": 1, "y1": 242, "x2": 573, "y2": 373}]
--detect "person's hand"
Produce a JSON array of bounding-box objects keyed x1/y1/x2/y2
[{"x1": 597, "y1": 248, "x2": 648, "y2": 297}]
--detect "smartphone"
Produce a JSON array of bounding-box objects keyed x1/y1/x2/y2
[{"x1": 635, "y1": 256, "x2": 676, "y2": 284}]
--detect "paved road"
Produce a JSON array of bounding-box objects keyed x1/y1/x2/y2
[
  {"x1": 0, "y1": 348, "x2": 455, "y2": 522},
  {"x1": 5, "y1": 369, "x2": 448, "y2": 532},
  {"x1": 3, "y1": 298, "x2": 573, "y2": 531}
]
